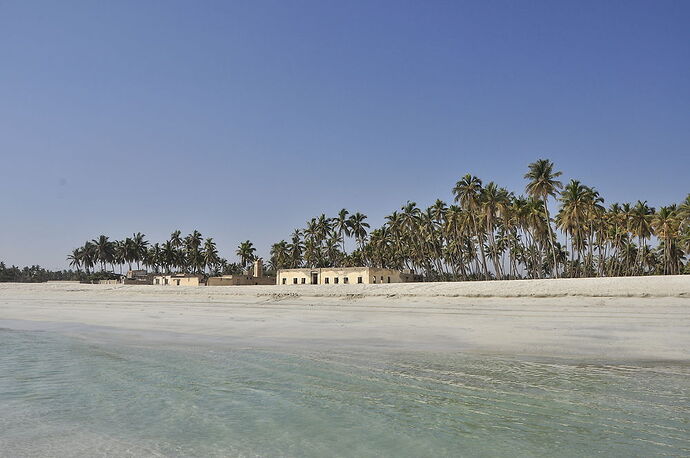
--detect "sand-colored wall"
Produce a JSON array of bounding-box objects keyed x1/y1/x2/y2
[
  {"x1": 207, "y1": 276, "x2": 275, "y2": 286},
  {"x1": 276, "y1": 267, "x2": 413, "y2": 285},
  {"x1": 277, "y1": 268, "x2": 316, "y2": 285},
  {"x1": 318, "y1": 268, "x2": 368, "y2": 285},
  {"x1": 277, "y1": 268, "x2": 368, "y2": 285},
  {"x1": 153, "y1": 275, "x2": 202, "y2": 286},
  {"x1": 367, "y1": 268, "x2": 415, "y2": 284}
]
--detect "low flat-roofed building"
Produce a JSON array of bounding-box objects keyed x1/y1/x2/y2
[
  {"x1": 207, "y1": 275, "x2": 275, "y2": 286},
  {"x1": 123, "y1": 269, "x2": 153, "y2": 285},
  {"x1": 206, "y1": 260, "x2": 275, "y2": 286},
  {"x1": 276, "y1": 267, "x2": 414, "y2": 286},
  {"x1": 153, "y1": 274, "x2": 204, "y2": 286}
]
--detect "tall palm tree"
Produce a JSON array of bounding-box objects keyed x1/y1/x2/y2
[
  {"x1": 131, "y1": 232, "x2": 149, "y2": 270},
  {"x1": 652, "y1": 206, "x2": 682, "y2": 275},
  {"x1": 147, "y1": 243, "x2": 162, "y2": 273},
  {"x1": 524, "y1": 159, "x2": 563, "y2": 278},
  {"x1": 348, "y1": 212, "x2": 370, "y2": 253},
  {"x1": 557, "y1": 180, "x2": 591, "y2": 276},
  {"x1": 334, "y1": 209, "x2": 351, "y2": 254},
  {"x1": 161, "y1": 240, "x2": 176, "y2": 273},
  {"x1": 81, "y1": 241, "x2": 96, "y2": 274},
  {"x1": 628, "y1": 201, "x2": 653, "y2": 275},
  {"x1": 678, "y1": 194, "x2": 690, "y2": 230},
  {"x1": 203, "y1": 238, "x2": 220, "y2": 274},
  {"x1": 480, "y1": 182, "x2": 510, "y2": 278},
  {"x1": 453, "y1": 174, "x2": 489, "y2": 279},
  {"x1": 287, "y1": 230, "x2": 304, "y2": 268},
  {"x1": 67, "y1": 248, "x2": 82, "y2": 273},
  {"x1": 236, "y1": 240, "x2": 257, "y2": 269},
  {"x1": 270, "y1": 240, "x2": 289, "y2": 270},
  {"x1": 170, "y1": 230, "x2": 183, "y2": 249},
  {"x1": 92, "y1": 235, "x2": 114, "y2": 272}
]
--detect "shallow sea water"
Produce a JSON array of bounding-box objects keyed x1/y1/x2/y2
[{"x1": 0, "y1": 327, "x2": 688, "y2": 457}]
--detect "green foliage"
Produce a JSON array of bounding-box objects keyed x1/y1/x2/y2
[
  {"x1": 270, "y1": 159, "x2": 688, "y2": 280},
  {"x1": 0, "y1": 262, "x2": 82, "y2": 283}
]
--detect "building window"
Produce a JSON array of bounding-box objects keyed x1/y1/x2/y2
[
  {"x1": 357, "y1": 277, "x2": 363, "y2": 284},
  {"x1": 381, "y1": 276, "x2": 384, "y2": 282},
  {"x1": 325, "y1": 278, "x2": 330, "y2": 284},
  {"x1": 372, "y1": 277, "x2": 376, "y2": 283},
  {"x1": 282, "y1": 278, "x2": 286, "y2": 285},
  {"x1": 344, "y1": 277, "x2": 349, "y2": 284},
  {"x1": 387, "y1": 276, "x2": 391, "y2": 283},
  {"x1": 301, "y1": 278, "x2": 306, "y2": 284},
  {"x1": 334, "y1": 277, "x2": 339, "y2": 284},
  {"x1": 293, "y1": 278, "x2": 298, "y2": 284}
]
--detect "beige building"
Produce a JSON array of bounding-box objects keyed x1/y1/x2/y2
[
  {"x1": 207, "y1": 259, "x2": 275, "y2": 286},
  {"x1": 276, "y1": 267, "x2": 414, "y2": 285},
  {"x1": 153, "y1": 274, "x2": 204, "y2": 286},
  {"x1": 122, "y1": 269, "x2": 153, "y2": 285},
  {"x1": 207, "y1": 275, "x2": 275, "y2": 286}
]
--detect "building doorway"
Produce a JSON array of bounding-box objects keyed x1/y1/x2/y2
[{"x1": 311, "y1": 273, "x2": 318, "y2": 284}]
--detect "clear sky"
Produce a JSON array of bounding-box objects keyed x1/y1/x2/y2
[{"x1": 1, "y1": 0, "x2": 688, "y2": 269}]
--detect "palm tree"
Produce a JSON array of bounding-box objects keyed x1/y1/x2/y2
[
  {"x1": 628, "y1": 201, "x2": 653, "y2": 275},
  {"x1": 161, "y1": 240, "x2": 176, "y2": 273},
  {"x1": 92, "y1": 235, "x2": 114, "y2": 272},
  {"x1": 652, "y1": 206, "x2": 682, "y2": 275},
  {"x1": 81, "y1": 241, "x2": 96, "y2": 274},
  {"x1": 147, "y1": 243, "x2": 162, "y2": 273},
  {"x1": 557, "y1": 180, "x2": 591, "y2": 276},
  {"x1": 170, "y1": 230, "x2": 183, "y2": 249},
  {"x1": 334, "y1": 209, "x2": 351, "y2": 254},
  {"x1": 270, "y1": 240, "x2": 289, "y2": 270},
  {"x1": 524, "y1": 159, "x2": 563, "y2": 278},
  {"x1": 287, "y1": 230, "x2": 304, "y2": 268},
  {"x1": 453, "y1": 174, "x2": 489, "y2": 279},
  {"x1": 678, "y1": 194, "x2": 690, "y2": 230},
  {"x1": 71, "y1": 159, "x2": 688, "y2": 284},
  {"x1": 348, "y1": 212, "x2": 370, "y2": 253},
  {"x1": 203, "y1": 238, "x2": 220, "y2": 274},
  {"x1": 236, "y1": 240, "x2": 257, "y2": 269},
  {"x1": 131, "y1": 232, "x2": 149, "y2": 270},
  {"x1": 67, "y1": 248, "x2": 82, "y2": 273},
  {"x1": 480, "y1": 183, "x2": 510, "y2": 278}
]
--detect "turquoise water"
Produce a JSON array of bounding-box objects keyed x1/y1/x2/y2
[{"x1": 0, "y1": 327, "x2": 688, "y2": 457}]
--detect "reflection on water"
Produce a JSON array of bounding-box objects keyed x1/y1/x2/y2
[{"x1": 1, "y1": 328, "x2": 688, "y2": 457}]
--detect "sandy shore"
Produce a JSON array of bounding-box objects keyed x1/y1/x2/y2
[{"x1": 1, "y1": 276, "x2": 689, "y2": 360}]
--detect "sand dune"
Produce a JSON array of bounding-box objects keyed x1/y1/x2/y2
[{"x1": 1, "y1": 276, "x2": 689, "y2": 361}]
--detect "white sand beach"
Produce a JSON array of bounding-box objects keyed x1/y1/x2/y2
[{"x1": 1, "y1": 276, "x2": 689, "y2": 360}]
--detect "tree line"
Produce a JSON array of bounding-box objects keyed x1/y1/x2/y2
[
  {"x1": 67, "y1": 230, "x2": 261, "y2": 276},
  {"x1": 0, "y1": 262, "x2": 82, "y2": 283},
  {"x1": 269, "y1": 159, "x2": 690, "y2": 280}
]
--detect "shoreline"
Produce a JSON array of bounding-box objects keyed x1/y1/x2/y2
[
  {"x1": 1, "y1": 276, "x2": 689, "y2": 361},
  {"x1": 3, "y1": 274, "x2": 690, "y2": 298}
]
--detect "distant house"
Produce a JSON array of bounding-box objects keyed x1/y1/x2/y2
[
  {"x1": 207, "y1": 260, "x2": 275, "y2": 286},
  {"x1": 123, "y1": 269, "x2": 153, "y2": 285},
  {"x1": 276, "y1": 267, "x2": 415, "y2": 285},
  {"x1": 153, "y1": 274, "x2": 204, "y2": 286}
]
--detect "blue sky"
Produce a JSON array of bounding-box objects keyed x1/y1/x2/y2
[{"x1": 1, "y1": 0, "x2": 688, "y2": 269}]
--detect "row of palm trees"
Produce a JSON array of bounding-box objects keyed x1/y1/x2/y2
[
  {"x1": 68, "y1": 230, "x2": 259, "y2": 276},
  {"x1": 269, "y1": 159, "x2": 690, "y2": 280}
]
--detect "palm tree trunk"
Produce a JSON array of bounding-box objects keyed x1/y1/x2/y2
[{"x1": 543, "y1": 200, "x2": 559, "y2": 278}]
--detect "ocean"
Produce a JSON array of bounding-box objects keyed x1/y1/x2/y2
[{"x1": 1, "y1": 326, "x2": 688, "y2": 457}]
